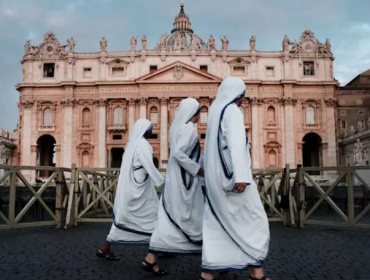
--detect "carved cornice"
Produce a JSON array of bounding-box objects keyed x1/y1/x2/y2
[
  {"x1": 21, "y1": 100, "x2": 34, "y2": 109},
  {"x1": 160, "y1": 97, "x2": 168, "y2": 106},
  {"x1": 139, "y1": 97, "x2": 147, "y2": 106},
  {"x1": 129, "y1": 98, "x2": 136, "y2": 107},
  {"x1": 279, "y1": 97, "x2": 297, "y2": 106},
  {"x1": 250, "y1": 97, "x2": 261, "y2": 106},
  {"x1": 94, "y1": 99, "x2": 107, "y2": 107},
  {"x1": 61, "y1": 99, "x2": 77, "y2": 107},
  {"x1": 78, "y1": 100, "x2": 94, "y2": 106},
  {"x1": 324, "y1": 98, "x2": 336, "y2": 107}
]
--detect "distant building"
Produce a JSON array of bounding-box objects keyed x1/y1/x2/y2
[
  {"x1": 14, "y1": 4, "x2": 338, "y2": 181},
  {"x1": 0, "y1": 129, "x2": 16, "y2": 177},
  {"x1": 337, "y1": 69, "x2": 370, "y2": 166}
]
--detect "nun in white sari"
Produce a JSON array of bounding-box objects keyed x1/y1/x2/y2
[
  {"x1": 200, "y1": 77, "x2": 271, "y2": 280},
  {"x1": 142, "y1": 98, "x2": 205, "y2": 275},
  {"x1": 97, "y1": 119, "x2": 164, "y2": 261}
]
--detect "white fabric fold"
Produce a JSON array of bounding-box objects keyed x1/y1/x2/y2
[
  {"x1": 107, "y1": 119, "x2": 164, "y2": 244},
  {"x1": 202, "y1": 77, "x2": 270, "y2": 271},
  {"x1": 149, "y1": 98, "x2": 204, "y2": 253}
]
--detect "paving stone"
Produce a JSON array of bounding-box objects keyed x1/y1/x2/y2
[{"x1": 0, "y1": 223, "x2": 370, "y2": 280}]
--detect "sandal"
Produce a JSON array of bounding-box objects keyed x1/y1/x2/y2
[
  {"x1": 141, "y1": 259, "x2": 169, "y2": 276},
  {"x1": 96, "y1": 248, "x2": 120, "y2": 261},
  {"x1": 249, "y1": 275, "x2": 270, "y2": 280}
]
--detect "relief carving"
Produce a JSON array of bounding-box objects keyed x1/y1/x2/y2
[
  {"x1": 173, "y1": 65, "x2": 184, "y2": 80},
  {"x1": 94, "y1": 99, "x2": 107, "y2": 107},
  {"x1": 61, "y1": 99, "x2": 77, "y2": 107},
  {"x1": 22, "y1": 100, "x2": 35, "y2": 109},
  {"x1": 160, "y1": 97, "x2": 168, "y2": 106},
  {"x1": 324, "y1": 98, "x2": 336, "y2": 107}
]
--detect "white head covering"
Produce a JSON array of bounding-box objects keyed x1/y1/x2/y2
[{"x1": 169, "y1": 98, "x2": 200, "y2": 150}]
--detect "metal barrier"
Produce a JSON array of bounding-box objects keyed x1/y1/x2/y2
[{"x1": 0, "y1": 165, "x2": 71, "y2": 229}]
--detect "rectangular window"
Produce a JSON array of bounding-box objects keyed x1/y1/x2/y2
[
  {"x1": 303, "y1": 62, "x2": 315, "y2": 76},
  {"x1": 340, "y1": 110, "x2": 346, "y2": 116},
  {"x1": 148, "y1": 134, "x2": 158, "y2": 139},
  {"x1": 357, "y1": 99, "x2": 363, "y2": 105},
  {"x1": 112, "y1": 67, "x2": 124, "y2": 76},
  {"x1": 338, "y1": 100, "x2": 345, "y2": 105},
  {"x1": 358, "y1": 110, "x2": 364, "y2": 116},
  {"x1": 200, "y1": 65, "x2": 208, "y2": 72},
  {"x1": 150, "y1": 112, "x2": 158, "y2": 124},
  {"x1": 113, "y1": 135, "x2": 122, "y2": 140},
  {"x1": 265, "y1": 66, "x2": 275, "y2": 77},
  {"x1": 201, "y1": 134, "x2": 206, "y2": 139},
  {"x1": 233, "y1": 66, "x2": 245, "y2": 76},
  {"x1": 150, "y1": 65, "x2": 158, "y2": 73},
  {"x1": 83, "y1": 67, "x2": 92, "y2": 78},
  {"x1": 341, "y1": 120, "x2": 346, "y2": 129},
  {"x1": 200, "y1": 112, "x2": 208, "y2": 124},
  {"x1": 43, "y1": 63, "x2": 55, "y2": 78}
]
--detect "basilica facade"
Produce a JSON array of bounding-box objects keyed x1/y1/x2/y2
[{"x1": 15, "y1": 4, "x2": 338, "y2": 179}]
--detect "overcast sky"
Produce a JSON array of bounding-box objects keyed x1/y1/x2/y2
[{"x1": 0, "y1": 0, "x2": 370, "y2": 130}]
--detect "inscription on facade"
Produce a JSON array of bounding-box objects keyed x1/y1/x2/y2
[{"x1": 74, "y1": 86, "x2": 218, "y2": 94}]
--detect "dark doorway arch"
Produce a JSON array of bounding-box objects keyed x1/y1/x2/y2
[
  {"x1": 111, "y1": 148, "x2": 124, "y2": 168},
  {"x1": 37, "y1": 135, "x2": 56, "y2": 178},
  {"x1": 302, "y1": 133, "x2": 322, "y2": 175}
]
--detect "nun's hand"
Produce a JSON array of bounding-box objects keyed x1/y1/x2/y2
[
  {"x1": 234, "y1": 183, "x2": 248, "y2": 193},
  {"x1": 197, "y1": 167, "x2": 205, "y2": 177}
]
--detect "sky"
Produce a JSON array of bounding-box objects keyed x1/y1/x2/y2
[{"x1": 0, "y1": 0, "x2": 370, "y2": 130}]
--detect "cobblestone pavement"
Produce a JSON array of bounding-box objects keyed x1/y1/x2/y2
[{"x1": 1, "y1": 223, "x2": 370, "y2": 280}]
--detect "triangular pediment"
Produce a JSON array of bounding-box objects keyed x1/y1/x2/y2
[{"x1": 136, "y1": 61, "x2": 222, "y2": 83}]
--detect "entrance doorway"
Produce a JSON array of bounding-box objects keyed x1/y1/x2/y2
[
  {"x1": 111, "y1": 148, "x2": 124, "y2": 168},
  {"x1": 36, "y1": 135, "x2": 56, "y2": 178},
  {"x1": 302, "y1": 133, "x2": 322, "y2": 175}
]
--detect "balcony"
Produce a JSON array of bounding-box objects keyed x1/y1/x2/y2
[
  {"x1": 108, "y1": 123, "x2": 127, "y2": 133},
  {"x1": 38, "y1": 125, "x2": 55, "y2": 132}
]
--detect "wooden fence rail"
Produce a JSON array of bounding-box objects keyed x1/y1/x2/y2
[{"x1": 1, "y1": 164, "x2": 370, "y2": 230}]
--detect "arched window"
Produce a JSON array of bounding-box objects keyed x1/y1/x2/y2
[
  {"x1": 268, "y1": 150, "x2": 277, "y2": 167},
  {"x1": 82, "y1": 151, "x2": 90, "y2": 167},
  {"x1": 200, "y1": 106, "x2": 208, "y2": 124},
  {"x1": 267, "y1": 106, "x2": 276, "y2": 124},
  {"x1": 306, "y1": 106, "x2": 315, "y2": 125},
  {"x1": 150, "y1": 106, "x2": 158, "y2": 124},
  {"x1": 43, "y1": 108, "x2": 53, "y2": 126},
  {"x1": 82, "y1": 108, "x2": 91, "y2": 124},
  {"x1": 113, "y1": 107, "x2": 124, "y2": 125}
]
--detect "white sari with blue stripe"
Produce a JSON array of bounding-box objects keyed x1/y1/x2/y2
[{"x1": 202, "y1": 77, "x2": 270, "y2": 272}]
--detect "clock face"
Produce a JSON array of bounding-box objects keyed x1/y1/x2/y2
[
  {"x1": 44, "y1": 44, "x2": 55, "y2": 55},
  {"x1": 302, "y1": 41, "x2": 315, "y2": 53}
]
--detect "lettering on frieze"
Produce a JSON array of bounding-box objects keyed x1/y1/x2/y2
[{"x1": 74, "y1": 86, "x2": 218, "y2": 94}]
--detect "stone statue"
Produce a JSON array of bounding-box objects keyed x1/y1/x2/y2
[
  {"x1": 191, "y1": 34, "x2": 198, "y2": 50},
  {"x1": 100, "y1": 37, "x2": 107, "y2": 52},
  {"x1": 358, "y1": 119, "x2": 365, "y2": 131},
  {"x1": 141, "y1": 35, "x2": 147, "y2": 50},
  {"x1": 67, "y1": 37, "x2": 75, "y2": 53},
  {"x1": 130, "y1": 36, "x2": 137, "y2": 51},
  {"x1": 221, "y1": 35, "x2": 228, "y2": 52},
  {"x1": 0, "y1": 144, "x2": 6, "y2": 165},
  {"x1": 24, "y1": 40, "x2": 31, "y2": 55},
  {"x1": 350, "y1": 125, "x2": 355, "y2": 135},
  {"x1": 160, "y1": 35, "x2": 167, "y2": 50},
  {"x1": 325, "y1": 39, "x2": 331, "y2": 53},
  {"x1": 282, "y1": 35, "x2": 292, "y2": 52},
  {"x1": 353, "y1": 139, "x2": 365, "y2": 165},
  {"x1": 250, "y1": 36, "x2": 256, "y2": 52},
  {"x1": 208, "y1": 35, "x2": 215, "y2": 50}
]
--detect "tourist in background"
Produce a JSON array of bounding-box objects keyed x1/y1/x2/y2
[
  {"x1": 97, "y1": 119, "x2": 164, "y2": 260},
  {"x1": 141, "y1": 98, "x2": 205, "y2": 275},
  {"x1": 200, "y1": 77, "x2": 271, "y2": 280}
]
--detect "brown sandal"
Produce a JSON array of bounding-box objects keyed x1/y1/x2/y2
[{"x1": 96, "y1": 248, "x2": 120, "y2": 261}]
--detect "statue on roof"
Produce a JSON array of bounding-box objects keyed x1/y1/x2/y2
[
  {"x1": 160, "y1": 34, "x2": 167, "y2": 50},
  {"x1": 67, "y1": 37, "x2": 75, "y2": 53},
  {"x1": 191, "y1": 34, "x2": 198, "y2": 50},
  {"x1": 141, "y1": 35, "x2": 147, "y2": 51},
  {"x1": 250, "y1": 35, "x2": 256, "y2": 52},
  {"x1": 130, "y1": 36, "x2": 137, "y2": 51},
  {"x1": 282, "y1": 35, "x2": 293, "y2": 52},
  {"x1": 24, "y1": 40, "x2": 31, "y2": 55},
  {"x1": 221, "y1": 35, "x2": 228, "y2": 52},
  {"x1": 208, "y1": 35, "x2": 215, "y2": 51},
  {"x1": 100, "y1": 37, "x2": 107, "y2": 52}
]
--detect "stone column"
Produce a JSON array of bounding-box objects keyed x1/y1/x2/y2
[
  {"x1": 283, "y1": 97, "x2": 296, "y2": 167},
  {"x1": 128, "y1": 98, "x2": 136, "y2": 133},
  {"x1": 21, "y1": 101, "x2": 34, "y2": 180},
  {"x1": 251, "y1": 97, "x2": 260, "y2": 168},
  {"x1": 279, "y1": 99, "x2": 286, "y2": 167},
  {"x1": 61, "y1": 99, "x2": 75, "y2": 168},
  {"x1": 139, "y1": 97, "x2": 147, "y2": 119},
  {"x1": 67, "y1": 56, "x2": 75, "y2": 80},
  {"x1": 325, "y1": 98, "x2": 338, "y2": 166},
  {"x1": 96, "y1": 99, "x2": 107, "y2": 168},
  {"x1": 160, "y1": 97, "x2": 169, "y2": 169}
]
